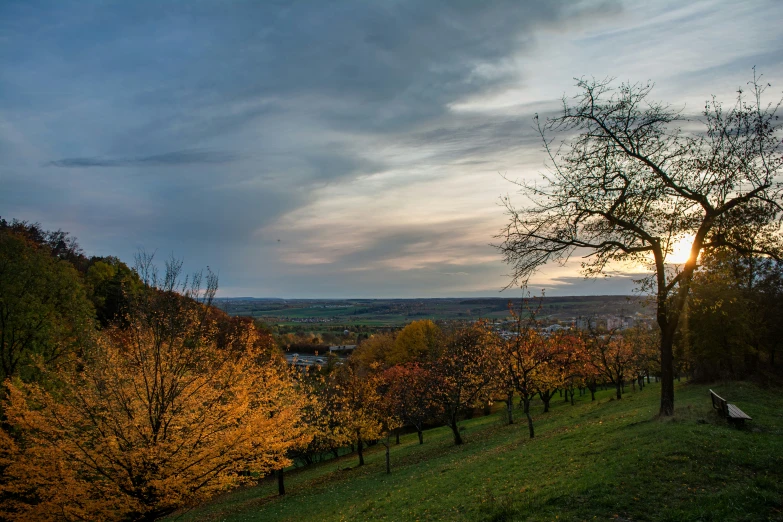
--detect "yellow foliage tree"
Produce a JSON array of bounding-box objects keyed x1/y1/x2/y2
[
  {"x1": 1, "y1": 260, "x2": 309, "y2": 521},
  {"x1": 351, "y1": 332, "x2": 395, "y2": 372},
  {"x1": 386, "y1": 320, "x2": 440, "y2": 366},
  {"x1": 333, "y1": 363, "x2": 384, "y2": 467}
]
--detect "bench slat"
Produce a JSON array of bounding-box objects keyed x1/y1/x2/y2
[{"x1": 726, "y1": 404, "x2": 751, "y2": 420}]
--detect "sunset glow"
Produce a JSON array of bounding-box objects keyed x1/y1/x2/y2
[{"x1": 665, "y1": 235, "x2": 696, "y2": 265}]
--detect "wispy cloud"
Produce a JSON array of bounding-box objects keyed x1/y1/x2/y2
[{"x1": 47, "y1": 149, "x2": 239, "y2": 168}]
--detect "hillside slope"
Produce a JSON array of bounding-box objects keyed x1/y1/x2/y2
[{"x1": 171, "y1": 381, "x2": 782, "y2": 521}]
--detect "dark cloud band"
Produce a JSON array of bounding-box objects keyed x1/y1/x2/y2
[{"x1": 47, "y1": 150, "x2": 239, "y2": 168}]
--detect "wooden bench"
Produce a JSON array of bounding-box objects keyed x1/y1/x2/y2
[{"x1": 710, "y1": 389, "x2": 751, "y2": 426}]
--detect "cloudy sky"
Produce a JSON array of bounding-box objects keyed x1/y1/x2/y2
[{"x1": 2, "y1": 0, "x2": 782, "y2": 298}]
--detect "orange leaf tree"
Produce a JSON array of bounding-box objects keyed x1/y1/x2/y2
[
  {"x1": 380, "y1": 363, "x2": 440, "y2": 445},
  {"x1": 1, "y1": 261, "x2": 308, "y2": 521},
  {"x1": 503, "y1": 302, "x2": 562, "y2": 439},
  {"x1": 584, "y1": 327, "x2": 636, "y2": 400},
  {"x1": 430, "y1": 321, "x2": 502, "y2": 445}
]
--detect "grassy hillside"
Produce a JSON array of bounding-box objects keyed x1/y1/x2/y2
[{"x1": 170, "y1": 381, "x2": 782, "y2": 521}]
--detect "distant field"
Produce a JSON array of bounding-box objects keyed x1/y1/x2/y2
[
  {"x1": 169, "y1": 380, "x2": 782, "y2": 521},
  {"x1": 215, "y1": 296, "x2": 652, "y2": 328}
]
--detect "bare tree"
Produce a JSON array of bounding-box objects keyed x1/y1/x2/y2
[{"x1": 498, "y1": 73, "x2": 782, "y2": 415}]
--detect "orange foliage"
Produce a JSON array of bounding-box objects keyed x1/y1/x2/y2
[
  {"x1": 1, "y1": 313, "x2": 308, "y2": 521},
  {"x1": 380, "y1": 363, "x2": 440, "y2": 444},
  {"x1": 430, "y1": 321, "x2": 502, "y2": 445},
  {"x1": 584, "y1": 329, "x2": 637, "y2": 399},
  {"x1": 331, "y1": 363, "x2": 386, "y2": 466}
]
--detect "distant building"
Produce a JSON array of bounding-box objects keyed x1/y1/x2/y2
[
  {"x1": 606, "y1": 316, "x2": 622, "y2": 330},
  {"x1": 543, "y1": 324, "x2": 567, "y2": 333},
  {"x1": 575, "y1": 316, "x2": 597, "y2": 330}
]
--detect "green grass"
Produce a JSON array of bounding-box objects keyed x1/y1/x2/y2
[{"x1": 169, "y1": 381, "x2": 783, "y2": 521}]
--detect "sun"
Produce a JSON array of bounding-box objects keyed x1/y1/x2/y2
[{"x1": 666, "y1": 234, "x2": 695, "y2": 264}]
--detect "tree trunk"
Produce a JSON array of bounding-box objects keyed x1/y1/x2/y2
[
  {"x1": 523, "y1": 397, "x2": 534, "y2": 439},
  {"x1": 395, "y1": 430, "x2": 400, "y2": 445},
  {"x1": 357, "y1": 433, "x2": 364, "y2": 466},
  {"x1": 385, "y1": 439, "x2": 391, "y2": 474},
  {"x1": 277, "y1": 468, "x2": 285, "y2": 496},
  {"x1": 615, "y1": 381, "x2": 622, "y2": 400},
  {"x1": 506, "y1": 391, "x2": 514, "y2": 425},
  {"x1": 570, "y1": 388, "x2": 575, "y2": 406},
  {"x1": 449, "y1": 415, "x2": 463, "y2": 445},
  {"x1": 417, "y1": 428, "x2": 423, "y2": 445},
  {"x1": 659, "y1": 327, "x2": 675, "y2": 416},
  {"x1": 539, "y1": 390, "x2": 552, "y2": 413}
]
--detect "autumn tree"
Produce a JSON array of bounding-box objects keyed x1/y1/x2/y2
[
  {"x1": 1, "y1": 260, "x2": 308, "y2": 521},
  {"x1": 490, "y1": 352, "x2": 517, "y2": 426},
  {"x1": 583, "y1": 327, "x2": 635, "y2": 400},
  {"x1": 430, "y1": 321, "x2": 502, "y2": 445},
  {"x1": 381, "y1": 363, "x2": 440, "y2": 445},
  {"x1": 332, "y1": 362, "x2": 383, "y2": 466},
  {"x1": 214, "y1": 313, "x2": 280, "y2": 360},
  {"x1": 351, "y1": 332, "x2": 395, "y2": 372},
  {"x1": 498, "y1": 74, "x2": 783, "y2": 415},
  {"x1": 373, "y1": 374, "x2": 403, "y2": 474},
  {"x1": 385, "y1": 320, "x2": 441, "y2": 366},
  {"x1": 550, "y1": 332, "x2": 588, "y2": 406},
  {"x1": 624, "y1": 324, "x2": 659, "y2": 387},
  {"x1": 504, "y1": 316, "x2": 559, "y2": 439},
  {"x1": 290, "y1": 371, "x2": 354, "y2": 467},
  {"x1": 500, "y1": 297, "x2": 578, "y2": 437},
  {"x1": 273, "y1": 369, "x2": 347, "y2": 495}
]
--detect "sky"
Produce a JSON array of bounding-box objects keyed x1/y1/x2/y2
[{"x1": 2, "y1": 0, "x2": 782, "y2": 298}]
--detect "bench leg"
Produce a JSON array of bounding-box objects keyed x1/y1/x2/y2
[{"x1": 727, "y1": 418, "x2": 745, "y2": 428}]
